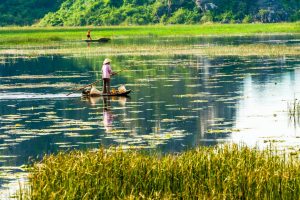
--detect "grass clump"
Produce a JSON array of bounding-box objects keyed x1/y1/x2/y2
[{"x1": 22, "y1": 144, "x2": 300, "y2": 199}]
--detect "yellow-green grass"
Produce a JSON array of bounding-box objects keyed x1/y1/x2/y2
[
  {"x1": 21, "y1": 144, "x2": 300, "y2": 199},
  {"x1": 1, "y1": 23, "x2": 300, "y2": 45},
  {"x1": 1, "y1": 43, "x2": 299, "y2": 57}
]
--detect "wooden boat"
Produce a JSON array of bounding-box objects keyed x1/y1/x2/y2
[
  {"x1": 83, "y1": 38, "x2": 111, "y2": 43},
  {"x1": 82, "y1": 89, "x2": 131, "y2": 97}
]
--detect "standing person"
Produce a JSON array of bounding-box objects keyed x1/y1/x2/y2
[
  {"x1": 102, "y1": 58, "x2": 115, "y2": 94},
  {"x1": 87, "y1": 30, "x2": 92, "y2": 40}
]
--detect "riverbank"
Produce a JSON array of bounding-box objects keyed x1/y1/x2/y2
[
  {"x1": 1, "y1": 23, "x2": 299, "y2": 45},
  {"x1": 21, "y1": 144, "x2": 300, "y2": 199}
]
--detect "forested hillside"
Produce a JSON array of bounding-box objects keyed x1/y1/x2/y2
[
  {"x1": 35, "y1": 0, "x2": 300, "y2": 26},
  {"x1": 0, "y1": 0, "x2": 299, "y2": 26},
  {"x1": 0, "y1": 0, "x2": 63, "y2": 26}
]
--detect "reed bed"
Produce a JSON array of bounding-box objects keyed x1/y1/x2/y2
[
  {"x1": 21, "y1": 144, "x2": 300, "y2": 199},
  {"x1": 1, "y1": 44, "x2": 299, "y2": 57}
]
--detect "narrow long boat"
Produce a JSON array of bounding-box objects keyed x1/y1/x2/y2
[
  {"x1": 82, "y1": 89, "x2": 131, "y2": 97},
  {"x1": 83, "y1": 38, "x2": 111, "y2": 43}
]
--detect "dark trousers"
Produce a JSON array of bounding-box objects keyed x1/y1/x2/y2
[{"x1": 103, "y1": 78, "x2": 110, "y2": 94}]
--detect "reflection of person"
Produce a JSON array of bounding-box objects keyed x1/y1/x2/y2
[
  {"x1": 103, "y1": 97, "x2": 113, "y2": 132},
  {"x1": 87, "y1": 30, "x2": 92, "y2": 40},
  {"x1": 88, "y1": 96, "x2": 101, "y2": 106},
  {"x1": 102, "y1": 58, "x2": 115, "y2": 94}
]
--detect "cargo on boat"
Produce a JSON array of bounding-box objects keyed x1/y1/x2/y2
[{"x1": 82, "y1": 85, "x2": 131, "y2": 97}]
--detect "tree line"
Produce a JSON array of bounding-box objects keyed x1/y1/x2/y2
[
  {"x1": 0, "y1": 0, "x2": 63, "y2": 26},
  {"x1": 1, "y1": 0, "x2": 299, "y2": 26}
]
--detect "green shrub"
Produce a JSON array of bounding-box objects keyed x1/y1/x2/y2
[
  {"x1": 242, "y1": 15, "x2": 253, "y2": 23},
  {"x1": 200, "y1": 11, "x2": 214, "y2": 23},
  {"x1": 168, "y1": 8, "x2": 199, "y2": 24}
]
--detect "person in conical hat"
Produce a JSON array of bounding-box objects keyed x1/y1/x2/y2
[{"x1": 102, "y1": 58, "x2": 115, "y2": 94}]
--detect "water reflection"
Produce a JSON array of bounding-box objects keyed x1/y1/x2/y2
[
  {"x1": 103, "y1": 97, "x2": 113, "y2": 132},
  {"x1": 87, "y1": 96, "x2": 101, "y2": 106},
  {"x1": 1, "y1": 50, "x2": 300, "y2": 197}
]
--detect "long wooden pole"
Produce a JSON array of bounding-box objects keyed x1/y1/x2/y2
[{"x1": 66, "y1": 79, "x2": 101, "y2": 96}]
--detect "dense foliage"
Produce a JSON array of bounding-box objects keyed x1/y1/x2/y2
[
  {"x1": 0, "y1": 0, "x2": 300, "y2": 26},
  {"x1": 0, "y1": 0, "x2": 63, "y2": 26},
  {"x1": 38, "y1": 0, "x2": 300, "y2": 26}
]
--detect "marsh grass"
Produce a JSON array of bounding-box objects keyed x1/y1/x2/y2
[
  {"x1": 1, "y1": 23, "x2": 299, "y2": 57},
  {"x1": 21, "y1": 144, "x2": 300, "y2": 199},
  {"x1": 0, "y1": 23, "x2": 299, "y2": 45},
  {"x1": 1, "y1": 43, "x2": 299, "y2": 57}
]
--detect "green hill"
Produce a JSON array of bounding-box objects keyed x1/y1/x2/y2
[
  {"x1": 0, "y1": 0, "x2": 299, "y2": 26},
  {"x1": 0, "y1": 0, "x2": 63, "y2": 26}
]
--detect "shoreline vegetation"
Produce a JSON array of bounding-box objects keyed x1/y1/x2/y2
[
  {"x1": 0, "y1": 23, "x2": 300, "y2": 57},
  {"x1": 1, "y1": 23, "x2": 300, "y2": 44},
  {"x1": 1, "y1": 44, "x2": 299, "y2": 57},
  {"x1": 21, "y1": 144, "x2": 300, "y2": 199}
]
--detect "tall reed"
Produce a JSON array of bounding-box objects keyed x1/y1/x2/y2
[
  {"x1": 22, "y1": 144, "x2": 300, "y2": 199},
  {"x1": 288, "y1": 98, "x2": 300, "y2": 117}
]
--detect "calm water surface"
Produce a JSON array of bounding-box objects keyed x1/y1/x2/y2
[{"x1": 1, "y1": 36, "x2": 300, "y2": 197}]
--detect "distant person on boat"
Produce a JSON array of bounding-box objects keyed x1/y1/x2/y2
[
  {"x1": 87, "y1": 30, "x2": 92, "y2": 40},
  {"x1": 102, "y1": 58, "x2": 115, "y2": 94}
]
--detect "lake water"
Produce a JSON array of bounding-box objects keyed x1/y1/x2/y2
[{"x1": 1, "y1": 35, "x2": 300, "y2": 198}]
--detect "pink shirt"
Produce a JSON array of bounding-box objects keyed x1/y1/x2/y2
[{"x1": 102, "y1": 64, "x2": 112, "y2": 79}]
